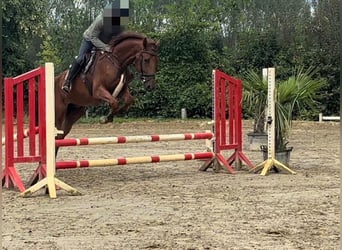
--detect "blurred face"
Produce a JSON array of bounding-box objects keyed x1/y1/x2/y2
[{"x1": 103, "y1": 0, "x2": 129, "y2": 34}]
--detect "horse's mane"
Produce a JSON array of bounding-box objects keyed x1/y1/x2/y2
[{"x1": 109, "y1": 32, "x2": 148, "y2": 47}]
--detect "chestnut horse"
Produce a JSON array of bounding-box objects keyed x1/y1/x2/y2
[{"x1": 54, "y1": 32, "x2": 159, "y2": 145}]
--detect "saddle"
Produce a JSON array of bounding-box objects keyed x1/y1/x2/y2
[{"x1": 80, "y1": 48, "x2": 128, "y2": 97}]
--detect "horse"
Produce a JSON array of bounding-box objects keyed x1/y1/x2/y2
[{"x1": 54, "y1": 32, "x2": 159, "y2": 150}]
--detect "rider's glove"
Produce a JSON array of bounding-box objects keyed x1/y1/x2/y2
[{"x1": 104, "y1": 46, "x2": 112, "y2": 53}]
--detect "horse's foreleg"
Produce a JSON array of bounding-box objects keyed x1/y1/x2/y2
[
  {"x1": 93, "y1": 87, "x2": 120, "y2": 122},
  {"x1": 100, "y1": 87, "x2": 135, "y2": 124},
  {"x1": 100, "y1": 106, "x2": 116, "y2": 124},
  {"x1": 100, "y1": 71, "x2": 134, "y2": 124},
  {"x1": 118, "y1": 88, "x2": 135, "y2": 114},
  {"x1": 93, "y1": 86, "x2": 119, "y2": 105}
]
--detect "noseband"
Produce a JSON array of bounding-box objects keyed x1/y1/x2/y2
[{"x1": 139, "y1": 50, "x2": 158, "y2": 82}]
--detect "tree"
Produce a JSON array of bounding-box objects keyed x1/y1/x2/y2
[
  {"x1": 2, "y1": 0, "x2": 339, "y2": 118},
  {"x1": 307, "y1": 0, "x2": 340, "y2": 114},
  {"x1": 2, "y1": 0, "x2": 49, "y2": 76}
]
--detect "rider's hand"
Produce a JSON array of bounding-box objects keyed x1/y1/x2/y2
[{"x1": 104, "y1": 46, "x2": 111, "y2": 53}]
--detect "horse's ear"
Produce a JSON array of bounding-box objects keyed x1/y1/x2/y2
[
  {"x1": 155, "y1": 40, "x2": 160, "y2": 49},
  {"x1": 143, "y1": 37, "x2": 147, "y2": 48}
]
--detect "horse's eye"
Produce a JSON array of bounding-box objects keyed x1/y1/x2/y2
[{"x1": 143, "y1": 58, "x2": 150, "y2": 63}]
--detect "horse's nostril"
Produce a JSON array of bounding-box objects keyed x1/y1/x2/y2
[{"x1": 146, "y1": 84, "x2": 154, "y2": 92}]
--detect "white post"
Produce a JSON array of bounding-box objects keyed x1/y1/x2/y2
[
  {"x1": 181, "y1": 108, "x2": 187, "y2": 119},
  {"x1": 262, "y1": 69, "x2": 268, "y2": 133},
  {"x1": 265, "y1": 68, "x2": 276, "y2": 159},
  {"x1": 45, "y1": 62, "x2": 57, "y2": 198}
]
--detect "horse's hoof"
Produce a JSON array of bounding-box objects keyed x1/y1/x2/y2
[
  {"x1": 99, "y1": 116, "x2": 114, "y2": 124},
  {"x1": 99, "y1": 116, "x2": 108, "y2": 124}
]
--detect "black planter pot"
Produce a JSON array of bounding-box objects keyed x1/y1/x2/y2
[
  {"x1": 260, "y1": 145, "x2": 293, "y2": 167},
  {"x1": 247, "y1": 132, "x2": 268, "y2": 151}
]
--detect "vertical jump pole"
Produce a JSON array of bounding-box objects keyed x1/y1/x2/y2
[
  {"x1": 265, "y1": 68, "x2": 275, "y2": 160},
  {"x1": 249, "y1": 68, "x2": 295, "y2": 175},
  {"x1": 20, "y1": 63, "x2": 80, "y2": 198}
]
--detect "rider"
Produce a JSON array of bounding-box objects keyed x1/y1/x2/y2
[{"x1": 62, "y1": 1, "x2": 130, "y2": 93}]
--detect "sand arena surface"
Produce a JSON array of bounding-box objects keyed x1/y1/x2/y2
[{"x1": 2, "y1": 120, "x2": 340, "y2": 249}]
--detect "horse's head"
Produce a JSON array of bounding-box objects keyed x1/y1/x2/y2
[{"x1": 134, "y1": 37, "x2": 160, "y2": 91}]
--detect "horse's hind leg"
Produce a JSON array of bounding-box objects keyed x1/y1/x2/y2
[
  {"x1": 61, "y1": 105, "x2": 87, "y2": 138},
  {"x1": 55, "y1": 105, "x2": 87, "y2": 156},
  {"x1": 28, "y1": 103, "x2": 76, "y2": 187}
]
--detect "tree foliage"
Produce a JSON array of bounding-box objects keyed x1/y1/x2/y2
[
  {"x1": 2, "y1": 0, "x2": 340, "y2": 118},
  {"x1": 2, "y1": 0, "x2": 49, "y2": 76}
]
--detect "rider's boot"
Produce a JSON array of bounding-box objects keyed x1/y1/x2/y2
[{"x1": 62, "y1": 60, "x2": 82, "y2": 93}]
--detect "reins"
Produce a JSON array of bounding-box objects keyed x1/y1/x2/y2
[{"x1": 100, "y1": 51, "x2": 122, "y2": 72}]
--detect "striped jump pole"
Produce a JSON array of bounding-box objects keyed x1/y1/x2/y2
[
  {"x1": 56, "y1": 132, "x2": 213, "y2": 147},
  {"x1": 56, "y1": 152, "x2": 214, "y2": 169},
  {"x1": 2, "y1": 127, "x2": 39, "y2": 145}
]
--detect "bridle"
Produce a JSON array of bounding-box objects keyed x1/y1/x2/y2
[
  {"x1": 101, "y1": 43, "x2": 158, "y2": 83},
  {"x1": 139, "y1": 49, "x2": 158, "y2": 83}
]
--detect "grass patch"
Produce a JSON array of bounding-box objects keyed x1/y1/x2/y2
[{"x1": 76, "y1": 116, "x2": 211, "y2": 124}]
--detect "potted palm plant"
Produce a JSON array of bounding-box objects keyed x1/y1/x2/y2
[
  {"x1": 244, "y1": 67, "x2": 326, "y2": 165},
  {"x1": 243, "y1": 70, "x2": 268, "y2": 150}
]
